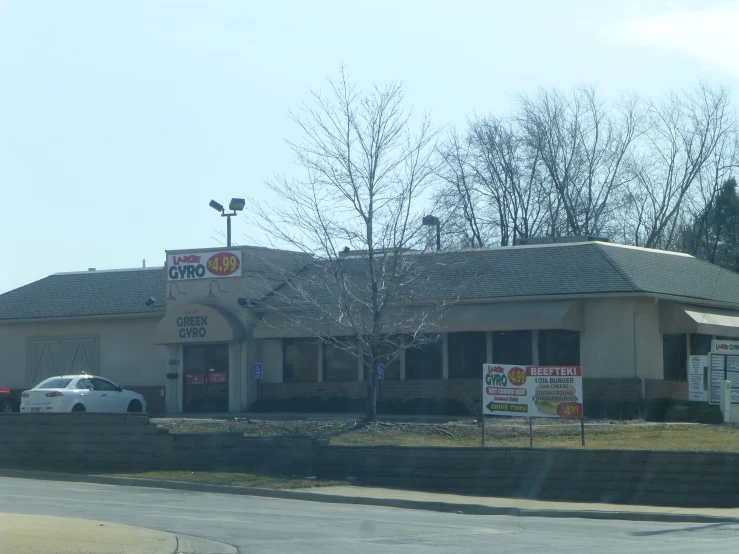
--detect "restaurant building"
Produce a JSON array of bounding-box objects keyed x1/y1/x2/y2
[{"x1": 1, "y1": 239, "x2": 738, "y2": 414}]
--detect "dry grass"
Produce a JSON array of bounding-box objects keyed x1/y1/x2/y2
[
  {"x1": 100, "y1": 471, "x2": 348, "y2": 489},
  {"x1": 332, "y1": 422, "x2": 739, "y2": 451},
  {"x1": 152, "y1": 417, "x2": 739, "y2": 452}
]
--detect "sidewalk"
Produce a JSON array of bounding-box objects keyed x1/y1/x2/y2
[
  {"x1": 0, "y1": 513, "x2": 235, "y2": 554},
  {"x1": 297, "y1": 485, "x2": 739, "y2": 523},
  {"x1": 1, "y1": 468, "x2": 737, "y2": 525}
]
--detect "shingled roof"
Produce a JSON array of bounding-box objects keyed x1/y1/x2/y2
[
  {"x1": 261, "y1": 242, "x2": 739, "y2": 308},
  {"x1": 0, "y1": 268, "x2": 165, "y2": 321},
  {"x1": 2, "y1": 242, "x2": 739, "y2": 321}
]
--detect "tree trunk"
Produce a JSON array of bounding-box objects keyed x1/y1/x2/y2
[{"x1": 365, "y1": 376, "x2": 377, "y2": 422}]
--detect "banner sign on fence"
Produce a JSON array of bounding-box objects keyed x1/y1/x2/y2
[{"x1": 482, "y1": 364, "x2": 583, "y2": 418}]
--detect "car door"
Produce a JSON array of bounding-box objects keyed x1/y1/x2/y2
[
  {"x1": 89, "y1": 378, "x2": 126, "y2": 412},
  {"x1": 74, "y1": 377, "x2": 105, "y2": 412}
]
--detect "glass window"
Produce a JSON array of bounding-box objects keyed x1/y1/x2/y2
[
  {"x1": 448, "y1": 332, "x2": 486, "y2": 379},
  {"x1": 492, "y1": 331, "x2": 532, "y2": 365},
  {"x1": 406, "y1": 335, "x2": 443, "y2": 380},
  {"x1": 90, "y1": 378, "x2": 119, "y2": 392},
  {"x1": 34, "y1": 378, "x2": 73, "y2": 389},
  {"x1": 283, "y1": 339, "x2": 318, "y2": 382},
  {"x1": 539, "y1": 330, "x2": 580, "y2": 366},
  {"x1": 690, "y1": 334, "x2": 712, "y2": 355},
  {"x1": 663, "y1": 334, "x2": 687, "y2": 381},
  {"x1": 324, "y1": 340, "x2": 358, "y2": 381}
]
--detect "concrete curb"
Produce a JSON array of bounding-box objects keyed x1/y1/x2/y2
[{"x1": 0, "y1": 468, "x2": 736, "y2": 525}]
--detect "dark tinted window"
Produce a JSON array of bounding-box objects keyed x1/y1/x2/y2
[
  {"x1": 448, "y1": 332, "x2": 486, "y2": 379},
  {"x1": 376, "y1": 338, "x2": 401, "y2": 380},
  {"x1": 539, "y1": 330, "x2": 580, "y2": 365},
  {"x1": 663, "y1": 334, "x2": 687, "y2": 381},
  {"x1": 324, "y1": 340, "x2": 357, "y2": 381},
  {"x1": 492, "y1": 331, "x2": 532, "y2": 365},
  {"x1": 689, "y1": 334, "x2": 712, "y2": 356},
  {"x1": 34, "y1": 378, "x2": 73, "y2": 389},
  {"x1": 406, "y1": 336, "x2": 443, "y2": 380},
  {"x1": 283, "y1": 339, "x2": 318, "y2": 382},
  {"x1": 90, "y1": 378, "x2": 119, "y2": 391}
]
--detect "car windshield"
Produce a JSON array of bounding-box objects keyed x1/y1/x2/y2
[{"x1": 33, "y1": 378, "x2": 73, "y2": 390}]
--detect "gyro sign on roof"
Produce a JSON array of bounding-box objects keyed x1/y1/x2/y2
[{"x1": 167, "y1": 250, "x2": 242, "y2": 281}]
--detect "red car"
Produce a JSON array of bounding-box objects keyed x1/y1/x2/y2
[{"x1": 0, "y1": 388, "x2": 18, "y2": 413}]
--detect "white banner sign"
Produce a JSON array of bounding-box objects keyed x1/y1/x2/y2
[
  {"x1": 482, "y1": 364, "x2": 583, "y2": 419},
  {"x1": 688, "y1": 355, "x2": 708, "y2": 402},
  {"x1": 709, "y1": 353, "x2": 739, "y2": 405},
  {"x1": 167, "y1": 250, "x2": 242, "y2": 281},
  {"x1": 710, "y1": 354, "x2": 725, "y2": 404},
  {"x1": 712, "y1": 340, "x2": 739, "y2": 353}
]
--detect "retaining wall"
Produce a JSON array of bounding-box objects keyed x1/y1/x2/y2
[
  {"x1": 0, "y1": 413, "x2": 735, "y2": 507},
  {"x1": 261, "y1": 378, "x2": 688, "y2": 404}
]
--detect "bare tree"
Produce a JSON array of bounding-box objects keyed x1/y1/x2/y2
[
  {"x1": 433, "y1": 116, "x2": 548, "y2": 247},
  {"x1": 517, "y1": 87, "x2": 641, "y2": 238},
  {"x1": 623, "y1": 84, "x2": 734, "y2": 249},
  {"x1": 248, "y1": 69, "x2": 449, "y2": 422},
  {"x1": 434, "y1": 129, "x2": 488, "y2": 248},
  {"x1": 467, "y1": 116, "x2": 549, "y2": 245}
]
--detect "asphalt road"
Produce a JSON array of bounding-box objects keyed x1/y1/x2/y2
[{"x1": 1, "y1": 477, "x2": 737, "y2": 553}]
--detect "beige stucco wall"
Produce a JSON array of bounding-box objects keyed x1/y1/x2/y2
[
  {"x1": 255, "y1": 300, "x2": 584, "y2": 339},
  {"x1": 0, "y1": 315, "x2": 165, "y2": 389},
  {"x1": 580, "y1": 297, "x2": 663, "y2": 379},
  {"x1": 258, "y1": 298, "x2": 666, "y2": 383}
]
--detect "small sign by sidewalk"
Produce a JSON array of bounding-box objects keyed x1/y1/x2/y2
[
  {"x1": 377, "y1": 364, "x2": 384, "y2": 380},
  {"x1": 254, "y1": 363, "x2": 263, "y2": 379}
]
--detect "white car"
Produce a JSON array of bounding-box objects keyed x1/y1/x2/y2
[{"x1": 20, "y1": 375, "x2": 146, "y2": 414}]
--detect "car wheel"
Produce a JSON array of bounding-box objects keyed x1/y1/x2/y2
[
  {"x1": 0, "y1": 399, "x2": 14, "y2": 413},
  {"x1": 127, "y1": 400, "x2": 142, "y2": 413},
  {"x1": 71, "y1": 404, "x2": 86, "y2": 413}
]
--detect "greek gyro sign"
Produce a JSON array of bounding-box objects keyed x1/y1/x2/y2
[
  {"x1": 482, "y1": 364, "x2": 583, "y2": 419},
  {"x1": 167, "y1": 250, "x2": 242, "y2": 281}
]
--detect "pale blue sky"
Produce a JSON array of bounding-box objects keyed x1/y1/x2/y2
[{"x1": 2, "y1": 0, "x2": 738, "y2": 293}]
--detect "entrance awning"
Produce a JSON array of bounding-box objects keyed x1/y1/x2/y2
[
  {"x1": 153, "y1": 303, "x2": 245, "y2": 344},
  {"x1": 681, "y1": 304, "x2": 739, "y2": 337}
]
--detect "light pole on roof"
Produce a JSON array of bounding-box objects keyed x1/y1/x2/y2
[
  {"x1": 422, "y1": 215, "x2": 441, "y2": 251},
  {"x1": 209, "y1": 198, "x2": 245, "y2": 247}
]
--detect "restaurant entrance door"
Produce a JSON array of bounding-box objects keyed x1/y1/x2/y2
[{"x1": 183, "y1": 344, "x2": 229, "y2": 412}]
